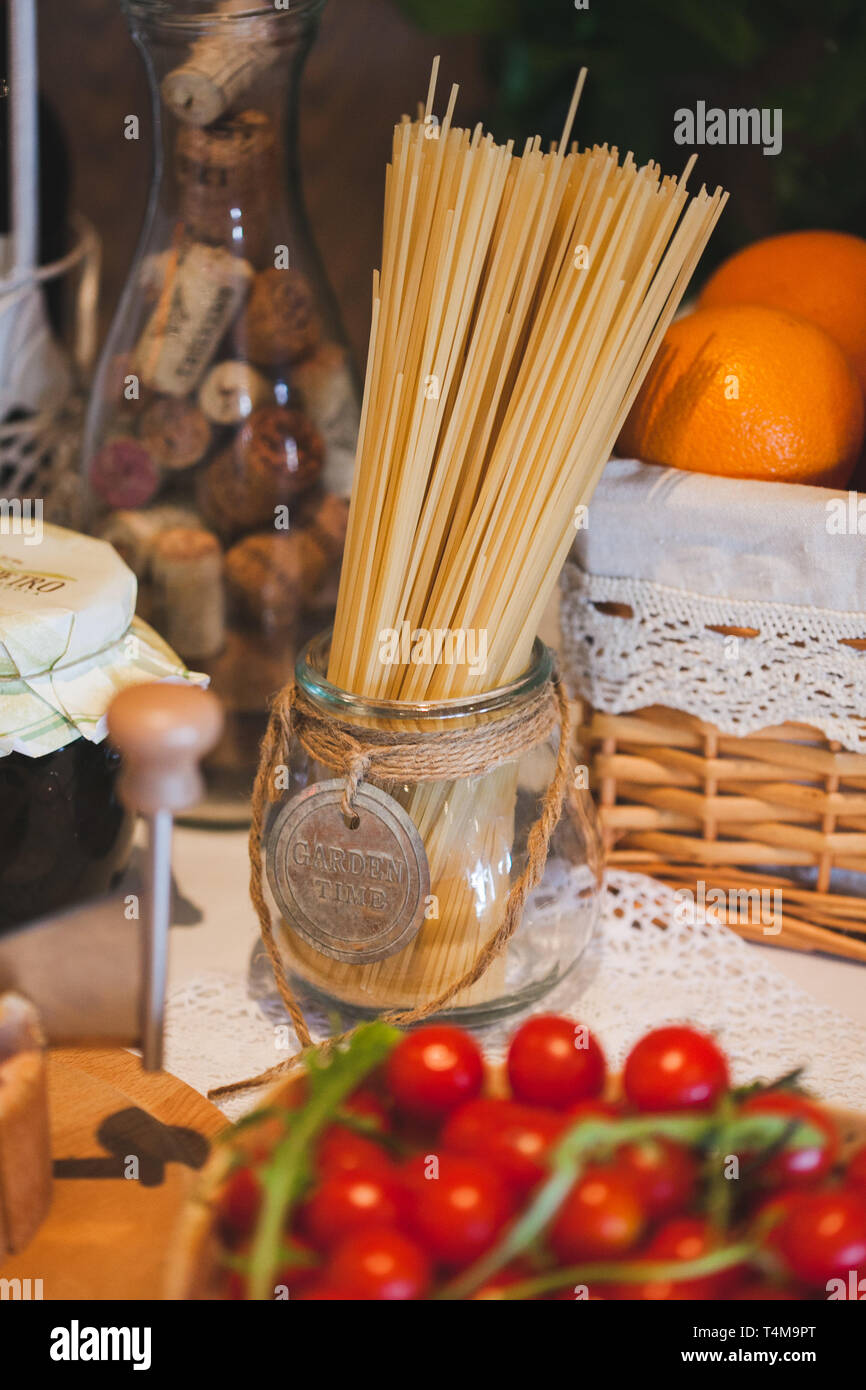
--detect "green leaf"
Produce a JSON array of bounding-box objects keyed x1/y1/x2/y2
[{"x1": 246, "y1": 1022, "x2": 401, "y2": 1301}]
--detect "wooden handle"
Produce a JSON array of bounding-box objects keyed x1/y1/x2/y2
[{"x1": 107, "y1": 683, "x2": 223, "y2": 816}]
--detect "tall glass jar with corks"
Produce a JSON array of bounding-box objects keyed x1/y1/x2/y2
[{"x1": 81, "y1": 0, "x2": 360, "y2": 822}]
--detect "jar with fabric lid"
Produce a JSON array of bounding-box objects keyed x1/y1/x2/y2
[
  {"x1": 81, "y1": 0, "x2": 359, "y2": 823},
  {"x1": 0, "y1": 522, "x2": 206, "y2": 931}
]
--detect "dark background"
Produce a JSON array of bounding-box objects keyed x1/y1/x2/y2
[{"x1": 20, "y1": 0, "x2": 866, "y2": 369}]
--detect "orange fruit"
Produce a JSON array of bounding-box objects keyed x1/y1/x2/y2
[
  {"x1": 618, "y1": 304, "x2": 864, "y2": 487},
  {"x1": 698, "y1": 230, "x2": 866, "y2": 398}
]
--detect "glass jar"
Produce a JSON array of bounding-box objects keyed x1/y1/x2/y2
[
  {"x1": 0, "y1": 739, "x2": 133, "y2": 933},
  {"x1": 263, "y1": 632, "x2": 603, "y2": 1024},
  {"x1": 0, "y1": 519, "x2": 206, "y2": 932},
  {"x1": 81, "y1": 0, "x2": 360, "y2": 823}
]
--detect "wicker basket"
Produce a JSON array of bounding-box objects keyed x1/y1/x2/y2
[{"x1": 582, "y1": 703, "x2": 866, "y2": 958}]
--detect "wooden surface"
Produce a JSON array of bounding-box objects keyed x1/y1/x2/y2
[{"x1": 0, "y1": 1048, "x2": 225, "y2": 1301}]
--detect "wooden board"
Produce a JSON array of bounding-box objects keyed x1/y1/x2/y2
[{"x1": 0, "y1": 1048, "x2": 225, "y2": 1300}]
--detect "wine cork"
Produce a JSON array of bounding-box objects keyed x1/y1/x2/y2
[
  {"x1": 240, "y1": 268, "x2": 320, "y2": 366},
  {"x1": 197, "y1": 405, "x2": 323, "y2": 538},
  {"x1": 176, "y1": 109, "x2": 275, "y2": 263},
  {"x1": 198, "y1": 360, "x2": 271, "y2": 425},
  {"x1": 96, "y1": 503, "x2": 205, "y2": 579},
  {"x1": 305, "y1": 491, "x2": 349, "y2": 561},
  {"x1": 151, "y1": 526, "x2": 226, "y2": 660},
  {"x1": 292, "y1": 344, "x2": 361, "y2": 497},
  {"x1": 161, "y1": 2, "x2": 277, "y2": 128},
  {"x1": 139, "y1": 396, "x2": 213, "y2": 470},
  {"x1": 135, "y1": 242, "x2": 253, "y2": 398},
  {"x1": 89, "y1": 436, "x2": 161, "y2": 510},
  {"x1": 224, "y1": 530, "x2": 328, "y2": 628}
]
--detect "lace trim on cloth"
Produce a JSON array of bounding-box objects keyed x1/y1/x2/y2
[
  {"x1": 560, "y1": 563, "x2": 866, "y2": 751},
  {"x1": 164, "y1": 870, "x2": 866, "y2": 1118}
]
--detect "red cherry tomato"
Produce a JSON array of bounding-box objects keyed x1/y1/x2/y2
[
  {"x1": 317, "y1": 1128, "x2": 394, "y2": 1177},
  {"x1": 846, "y1": 1143, "x2": 866, "y2": 1192},
  {"x1": 216, "y1": 1166, "x2": 260, "y2": 1246},
  {"x1": 630, "y1": 1217, "x2": 747, "y2": 1300},
  {"x1": 385, "y1": 1026, "x2": 484, "y2": 1121},
  {"x1": 403, "y1": 1153, "x2": 514, "y2": 1268},
  {"x1": 614, "y1": 1137, "x2": 699, "y2": 1221},
  {"x1": 507, "y1": 1014, "x2": 606, "y2": 1109},
  {"x1": 775, "y1": 1188, "x2": 866, "y2": 1288},
  {"x1": 317, "y1": 1089, "x2": 393, "y2": 1176},
  {"x1": 740, "y1": 1091, "x2": 839, "y2": 1186},
  {"x1": 624, "y1": 1026, "x2": 729, "y2": 1112},
  {"x1": 550, "y1": 1166, "x2": 646, "y2": 1262},
  {"x1": 442, "y1": 1098, "x2": 564, "y2": 1195},
  {"x1": 328, "y1": 1226, "x2": 431, "y2": 1300},
  {"x1": 302, "y1": 1169, "x2": 406, "y2": 1250}
]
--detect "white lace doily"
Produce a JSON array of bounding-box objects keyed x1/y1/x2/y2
[
  {"x1": 560, "y1": 563, "x2": 866, "y2": 750},
  {"x1": 164, "y1": 869, "x2": 866, "y2": 1120}
]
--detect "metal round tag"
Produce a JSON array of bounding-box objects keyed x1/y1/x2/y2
[{"x1": 265, "y1": 779, "x2": 430, "y2": 964}]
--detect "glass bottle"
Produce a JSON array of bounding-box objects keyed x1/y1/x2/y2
[
  {"x1": 81, "y1": 0, "x2": 360, "y2": 823},
  {"x1": 259, "y1": 631, "x2": 604, "y2": 1024}
]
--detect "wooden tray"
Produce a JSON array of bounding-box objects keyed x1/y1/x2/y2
[{"x1": 0, "y1": 1048, "x2": 224, "y2": 1300}]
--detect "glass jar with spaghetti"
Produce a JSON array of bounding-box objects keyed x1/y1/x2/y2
[
  {"x1": 255, "y1": 631, "x2": 603, "y2": 1023},
  {"x1": 81, "y1": 0, "x2": 360, "y2": 822}
]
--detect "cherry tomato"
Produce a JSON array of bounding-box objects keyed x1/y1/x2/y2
[
  {"x1": 302, "y1": 1169, "x2": 406, "y2": 1250},
  {"x1": 442, "y1": 1098, "x2": 564, "y2": 1195},
  {"x1": 614, "y1": 1137, "x2": 699, "y2": 1221},
  {"x1": 550, "y1": 1166, "x2": 646, "y2": 1262},
  {"x1": 846, "y1": 1143, "x2": 866, "y2": 1192},
  {"x1": 317, "y1": 1089, "x2": 393, "y2": 1176},
  {"x1": 774, "y1": 1188, "x2": 866, "y2": 1288},
  {"x1": 507, "y1": 1015, "x2": 606, "y2": 1109},
  {"x1": 403, "y1": 1153, "x2": 514, "y2": 1268},
  {"x1": 317, "y1": 1128, "x2": 394, "y2": 1177},
  {"x1": 630, "y1": 1217, "x2": 747, "y2": 1300},
  {"x1": 216, "y1": 1166, "x2": 260, "y2": 1246},
  {"x1": 740, "y1": 1091, "x2": 839, "y2": 1186},
  {"x1": 385, "y1": 1026, "x2": 483, "y2": 1121},
  {"x1": 328, "y1": 1226, "x2": 431, "y2": 1300},
  {"x1": 624, "y1": 1027, "x2": 729, "y2": 1112}
]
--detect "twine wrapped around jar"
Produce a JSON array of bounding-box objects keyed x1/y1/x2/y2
[{"x1": 215, "y1": 668, "x2": 598, "y2": 1097}]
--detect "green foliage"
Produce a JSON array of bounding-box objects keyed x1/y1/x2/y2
[{"x1": 389, "y1": 0, "x2": 866, "y2": 269}]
